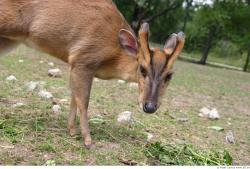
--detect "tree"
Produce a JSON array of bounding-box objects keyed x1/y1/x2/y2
[
  {"x1": 224, "y1": 1, "x2": 250, "y2": 71},
  {"x1": 244, "y1": 48, "x2": 250, "y2": 72},
  {"x1": 182, "y1": 0, "x2": 193, "y2": 32},
  {"x1": 186, "y1": 1, "x2": 229, "y2": 65},
  {"x1": 113, "y1": 0, "x2": 185, "y2": 42}
]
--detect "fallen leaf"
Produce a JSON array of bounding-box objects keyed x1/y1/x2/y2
[{"x1": 208, "y1": 126, "x2": 224, "y2": 131}]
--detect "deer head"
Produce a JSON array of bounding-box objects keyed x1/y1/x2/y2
[{"x1": 119, "y1": 22, "x2": 185, "y2": 113}]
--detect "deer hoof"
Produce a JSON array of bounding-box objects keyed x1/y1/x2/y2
[
  {"x1": 68, "y1": 127, "x2": 77, "y2": 136},
  {"x1": 84, "y1": 138, "x2": 92, "y2": 149}
]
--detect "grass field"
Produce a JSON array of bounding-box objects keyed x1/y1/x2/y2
[
  {"x1": 183, "y1": 51, "x2": 248, "y2": 71},
  {"x1": 0, "y1": 46, "x2": 249, "y2": 165}
]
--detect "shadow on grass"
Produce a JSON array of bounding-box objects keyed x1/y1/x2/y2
[{"x1": 178, "y1": 57, "x2": 247, "y2": 72}]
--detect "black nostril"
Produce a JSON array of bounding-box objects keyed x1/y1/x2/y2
[{"x1": 143, "y1": 102, "x2": 157, "y2": 114}]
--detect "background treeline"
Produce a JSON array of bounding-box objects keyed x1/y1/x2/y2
[{"x1": 113, "y1": 0, "x2": 250, "y2": 72}]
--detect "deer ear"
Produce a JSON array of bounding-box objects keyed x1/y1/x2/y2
[
  {"x1": 164, "y1": 32, "x2": 185, "y2": 69},
  {"x1": 163, "y1": 33, "x2": 178, "y2": 55},
  {"x1": 119, "y1": 29, "x2": 138, "y2": 56}
]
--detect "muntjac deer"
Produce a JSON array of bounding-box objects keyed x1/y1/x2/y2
[{"x1": 0, "y1": 0, "x2": 185, "y2": 148}]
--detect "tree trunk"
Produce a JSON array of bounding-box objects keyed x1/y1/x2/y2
[
  {"x1": 131, "y1": 1, "x2": 182, "y2": 33},
  {"x1": 131, "y1": 4, "x2": 141, "y2": 33},
  {"x1": 243, "y1": 47, "x2": 250, "y2": 72},
  {"x1": 199, "y1": 27, "x2": 215, "y2": 65},
  {"x1": 182, "y1": 0, "x2": 193, "y2": 32}
]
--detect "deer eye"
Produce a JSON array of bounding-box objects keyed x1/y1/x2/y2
[
  {"x1": 140, "y1": 65, "x2": 147, "y2": 77},
  {"x1": 164, "y1": 72, "x2": 173, "y2": 82}
]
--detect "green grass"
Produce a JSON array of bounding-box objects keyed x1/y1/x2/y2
[
  {"x1": 183, "y1": 51, "x2": 248, "y2": 70},
  {"x1": 145, "y1": 142, "x2": 232, "y2": 165},
  {"x1": 0, "y1": 45, "x2": 250, "y2": 165}
]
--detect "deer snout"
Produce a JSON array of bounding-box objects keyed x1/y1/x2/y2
[{"x1": 143, "y1": 102, "x2": 157, "y2": 114}]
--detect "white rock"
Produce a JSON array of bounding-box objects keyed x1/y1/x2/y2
[
  {"x1": 48, "y1": 62, "x2": 54, "y2": 67},
  {"x1": 94, "y1": 78, "x2": 100, "y2": 82},
  {"x1": 26, "y1": 81, "x2": 41, "y2": 92},
  {"x1": 199, "y1": 107, "x2": 220, "y2": 120},
  {"x1": 117, "y1": 111, "x2": 133, "y2": 124},
  {"x1": 52, "y1": 105, "x2": 61, "y2": 114},
  {"x1": 199, "y1": 107, "x2": 210, "y2": 116},
  {"x1": 198, "y1": 113, "x2": 204, "y2": 117},
  {"x1": 48, "y1": 68, "x2": 62, "y2": 78},
  {"x1": 226, "y1": 131, "x2": 235, "y2": 144},
  {"x1": 12, "y1": 102, "x2": 25, "y2": 108},
  {"x1": 118, "y1": 80, "x2": 126, "y2": 84},
  {"x1": 39, "y1": 60, "x2": 44, "y2": 64},
  {"x1": 146, "y1": 133, "x2": 154, "y2": 141},
  {"x1": 208, "y1": 108, "x2": 220, "y2": 120},
  {"x1": 38, "y1": 90, "x2": 53, "y2": 99},
  {"x1": 6, "y1": 75, "x2": 17, "y2": 81},
  {"x1": 45, "y1": 160, "x2": 56, "y2": 166},
  {"x1": 18, "y1": 59, "x2": 24, "y2": 63},
  {"x1": 129, "y1": 82, "x2": 138, "y2": 88}
]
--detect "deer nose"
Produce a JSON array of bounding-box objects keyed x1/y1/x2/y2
[{"x1": 143, "y1": 102, "x2": 157, "y2": 114}]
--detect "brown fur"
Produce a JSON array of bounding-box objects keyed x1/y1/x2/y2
[{"x1": 0, "y1": 0, "x2": 185, "y2": 148}]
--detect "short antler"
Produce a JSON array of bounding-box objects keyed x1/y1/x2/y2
[{"x1": 139, "y1": 22, "x2": 151, "y2": 64}]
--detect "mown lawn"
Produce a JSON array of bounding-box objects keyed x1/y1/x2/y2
[{"x1": 0, "y1": 46, "x2": 249, "y2": 165}]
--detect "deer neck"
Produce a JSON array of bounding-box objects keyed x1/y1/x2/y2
[{"x1": 95, "y1": 54, "x2": 138, "y2": 83}]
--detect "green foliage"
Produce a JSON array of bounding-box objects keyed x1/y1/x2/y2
[
  {"x1": 145, "y1": 142, "x2": 233, "y2": 165},
  {"x1": 183, "y1": 0, "x2": 250, "y2": 69},
  {"x1": 33, "y1": 118, "x2": 45, "y2": 132},
  {"x1": 185, "y1": 1, "x2": 230, "y2": 51},
  {"x1": 213, "y1": 40, "x2": 240, "y2": 58},
  {"x1": 224, "y1": 1, "x2": 250, "y2": 48},
  {"x1": 0, "y1": 119, "x2": 26, "y2": 144},
  {"x1": 113, "y1": 0, "x2": 184, "y2": 43}
]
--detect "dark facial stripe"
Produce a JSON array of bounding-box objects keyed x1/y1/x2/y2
[
  {"x1": 150, "y1": 49, "x2": 168, "y2": 80},
  {"x1": 150, "y1": 81, "x2": 160, "y2": 102},
  {"x1": 145, "y1": 49, "x2": 168, "y2": 103}
]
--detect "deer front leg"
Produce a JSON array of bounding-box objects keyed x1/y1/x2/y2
[
  {"x1": 70, "y1": 66, "x2": 94, "y2": 148},
  {"x1": 67, "y1": 94, "x2": 77, "y2": 136}
]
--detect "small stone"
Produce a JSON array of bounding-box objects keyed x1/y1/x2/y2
[
  {"x1": 93, "y1": 78, "x2": 100, "y2": 82},
  {"x1": 199, "y1": 107, "x2": 210, "y2": 116},
  {"x1": 118, "y1": 80, "x2": 126, "y2": 84},
  {"x1": 48, "y1": 68, "x2": 62, "y2": 78},
  {"x1": 43, "y1": 154, "x2": 49, "y2": 160},
  {"x1": 38, "y1": 90, "x2": 53, "y2": 99},
  {"x1": 6, "y1": 75, "x2": 17, "y2": 81},
  {"x1": 117, "y1": 111, "x2": 133, "y2": 124},
  {"x1": 48, "y1": 62, "x2": 54, "y2": 67},
  {"x1": 198, "y1": 113, "x2": 204, "y2": 117},
  {"x1": 146, "y1": 133, "x2": 154, "y2": 141},
  {"x1": 129, "y1": 82, "x2": 138, "y2": 88},
  {"x1": 208, "y1": 108, "x2": 220, "y2": 120},
  {"x1": 26, "y1": 81, "x2": 41, "y2": 92},
  {"x1": 199, "y1": 107, "x2": 220, "y2": 120},
  {"x1": 226, "y1": 131, "x2": 235, "y2": 144},
  {"x1": 40, "y1": 60, "x2": 44, "y2": 64},
  {"x1": 45, "y1": 160, "x2": 56, "y2": 166},
  {"x1": 12, "y1": 102, "x2": 25, "y2": 108},
  {"x1": 18, "y1": 59, "x2": 24, "y2": 63},
  {"x1": 52, "y1": 105, "x2": 61, "y2": 114}
]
